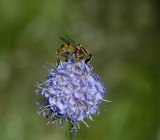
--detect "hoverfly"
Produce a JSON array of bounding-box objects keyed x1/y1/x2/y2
[{"x1": 55, "y1": 36, "x2": 93, "y2": 69}]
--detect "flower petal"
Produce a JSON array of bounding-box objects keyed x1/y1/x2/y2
[
  {"x1": 74, "y1": 92, "x2": 80, "y2": 98},
  {"x1": 49, "y1": 96, "x2": 56, "y2": 105},
  {"x1": 64, "y1": 88, "x2": 73, "y2": 94},
  {"x1": 96, "y1": 92, "x2": 104, "y2": 99},
  {"x1": 69, "y1": 97, "x2": 75, "y2": 105}
]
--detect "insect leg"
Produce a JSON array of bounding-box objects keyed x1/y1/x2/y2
[
  {"x1": 77, "y1": 57, "x2": 79, "y2": 67},
  {"x1": 83, "y1": 59, "x2": 87, "y2": 70},
  {"x1": 55, "y1": 54, "x2": 60, "y2": 70},
  {"x1": 74, "y1": 51, "x2": 80, "y2": 68}
]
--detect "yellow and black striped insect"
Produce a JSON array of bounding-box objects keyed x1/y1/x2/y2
[{"x1": 55, "y1": 36, "x2": 93, "y2": 69}]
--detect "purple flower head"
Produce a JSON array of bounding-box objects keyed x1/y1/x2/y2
[{"x1": 36, "y1": 58, "x2": 110, "y2": 132}]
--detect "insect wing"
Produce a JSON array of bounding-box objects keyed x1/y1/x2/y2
[
  {"x1": 59, "y1": 37, "x2": 76, "y2": 47},
  {"x1": 65, "y1": 35, "x2": 76, "y2": 44}
]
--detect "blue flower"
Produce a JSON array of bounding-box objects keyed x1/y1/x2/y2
[{"x1": 35, "y1": 58, "x2": 110, "y2": 132}]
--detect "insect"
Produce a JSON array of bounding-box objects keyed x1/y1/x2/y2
[{"x1": 55, "y1": 36, "x2": 93, "y2": 69}]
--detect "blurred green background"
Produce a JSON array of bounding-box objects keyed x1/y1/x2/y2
[{"x1": 0, "y1": 0, "x2": 160, "y2": 140}]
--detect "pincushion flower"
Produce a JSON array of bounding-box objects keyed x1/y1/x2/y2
[{"x1": 35, "y1": 58, "x2": 110, "y2": 132}]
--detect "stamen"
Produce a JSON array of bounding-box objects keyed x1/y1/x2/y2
[
  {"x1": 35, "y1": 101, "x2": 40, "y2": 106},
  {"x1": 76, "y1": 122, "x2": 80, "y2": 130},
  {"x1": 91, "y1": 97, "x2": 94, "y2": 101},
  {"x1": 36, "y1": 81, "x2": 39, "y2": 86},
  {"x1": 82, "y1": 106, "x2": 86, "y2": 109},
  {"x1": 87, "y1": 72, "x2": 91, "y2": 77},
  {"x1": 100, "y1": 98, "x2": 112, "y2": 102},
  {"x1": 46, "y1": 121, "x2": 50, "y2": 125},
  {"x1": 66, "y1": 95, "x2": 70, "y2": 100},
  {"x1": 89, "y1": 115, "x2": 94, "y2": 121},
  {"x1": 87, "y1": 75, "x2": 92, "y2": 81},
  {"x1": 51, "y1": 120, "x2": 56, "y2": 124},
  {"x1": 47, "y1": 113, "x2": 56, "y2": 120},
  {"x1": 43, "y1": 66, "x2": 50, "y2": 72},
  {"x1": 59, "y1": 79, "x2": 63, "y2": 82},
  {"x1": 82, "y1": 120, "x2": 89, "y2": 127}
]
